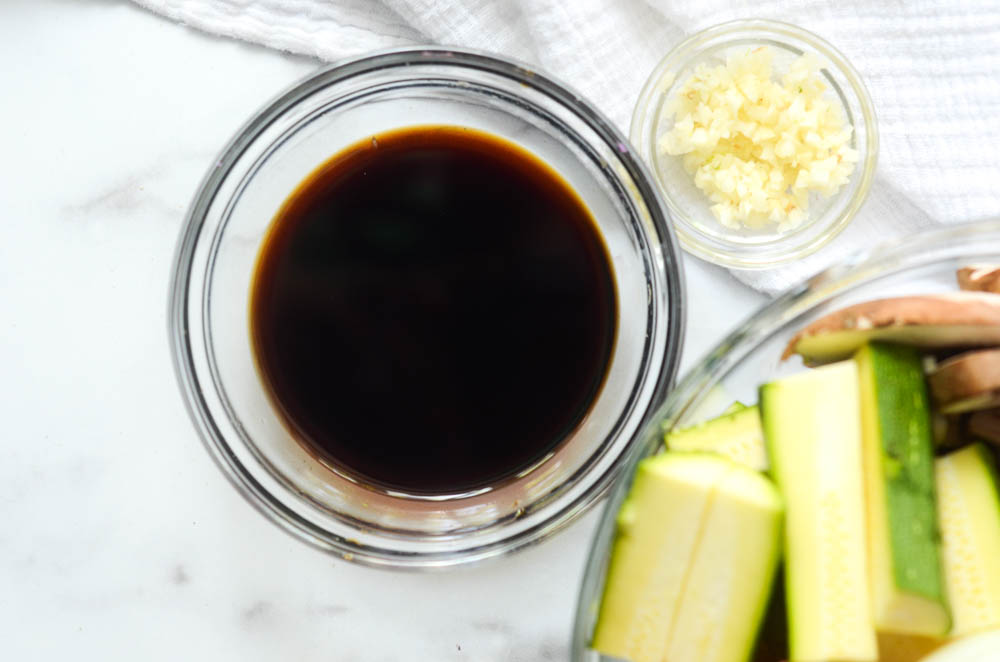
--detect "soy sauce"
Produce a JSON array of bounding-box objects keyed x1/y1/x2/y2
[{"x1": 250, "y1": 126, "x2": 617, "y2": 494}]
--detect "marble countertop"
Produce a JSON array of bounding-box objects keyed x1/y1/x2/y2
[{"x1": 0, "y1": 2, "x2": 765, "y2": 659}]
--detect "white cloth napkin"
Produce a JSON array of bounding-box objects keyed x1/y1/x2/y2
[{"x1": 132, "y1": 0, "x2": 1000, "y2": 294}]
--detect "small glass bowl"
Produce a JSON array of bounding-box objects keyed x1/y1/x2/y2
[
  {"x1": 571, "y1": 219, "x2": 1000, "y2": 659},
  {"x1": 168, "y1": 47, "x2": 685, "y2": 569},
  {"x1": 631, "y1": 19, "x2": 879, "y2": 268}
]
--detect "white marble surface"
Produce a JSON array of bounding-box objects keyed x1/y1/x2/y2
[{"x1": 0, "y1": 1, "x2": 765, "y2": 659}]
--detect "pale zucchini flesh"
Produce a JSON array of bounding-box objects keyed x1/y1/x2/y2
[
  {"x1": 592, "y1": 454, "x2": 728, "y2": 662},
  {"x1": 920, "y1": 629, "x2": 1000, "y2": 662},
  {"x1": 592, "y1": 453, "x2": 782, "y2": 662},
  {"x1": 760, "y1": 360, "x2": 877, "y2": 661},
  {"x1": 796, "y1": 324, "x2": 1000, "y2": 365},
  {"x1": 935, "y1": 443, "x2": 1000, "y2": 638},
  {"x1": 666, "y1": 405, "x2": 768, "y2": 471},
  {"x1": 665, "y1": 466, "x2": 783, "y2": 662}
]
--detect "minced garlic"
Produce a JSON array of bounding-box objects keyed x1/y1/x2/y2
[{"x1": 658, "y1": 47, "x2": 858, "y2": 231}]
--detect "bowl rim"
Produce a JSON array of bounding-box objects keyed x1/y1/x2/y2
[
  {"x1": 631, "y1": 18, "x2": 880, "y2": 269},
  {"x1": 167, "y1": 46, "x2": 687, "y2": 569},
  {"x1": 571, "y1": 217, "x2": 1000, "y2": 655}
]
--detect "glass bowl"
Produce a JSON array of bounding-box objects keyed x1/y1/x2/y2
[
  {"x1": 631, "y1": 19, "x2": 879, "y2": 268},
  {"x1": 168, "y1": 47, "x2": 685, "y2": 569},
  {"x1": 571, "y1": 218, "x2": 1000, "y2": 658}
]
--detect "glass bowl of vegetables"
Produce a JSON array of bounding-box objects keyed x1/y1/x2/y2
[
  {"x1": 632, "y1": 19, "x2": 878, "y2": 268},
  {"x1": 572, "y1": 219, "x2": 1000, "y2": 661}
]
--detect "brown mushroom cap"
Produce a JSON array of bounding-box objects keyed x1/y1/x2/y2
[
  {"x1": 783, "y1": 292, "x2": 1000, "y2": 364},
  {"x1": 929, "y1": 348, "x2": 1000, "y2": 414},
  {"x1": 969, "y1": 409, "x2": 1000, "y2": 445},
  {"x1": 958, "y1": 265, "x2": 1000, "y2": 294}
]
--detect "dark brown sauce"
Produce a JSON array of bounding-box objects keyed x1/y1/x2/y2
[{"x1": 250, "y1": 126, "x2": 616, "y2": 494}]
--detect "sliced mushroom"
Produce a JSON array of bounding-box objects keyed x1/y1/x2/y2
[
  {"x1": 958, "y1": 265, "x2": 1000, "y2": 294},
  {"x1": 783, "y1": 292, "x2": 1000, "y2": 364},
  {"x1": 932, "y1": 412, "x2": 969, "y2": 450},
  {"x1": 929, "y1": 348, "x2": 1000, "y2": 414},
  {"x1": 969, "y1": 409, "x2": 1000, "y2": 446}
]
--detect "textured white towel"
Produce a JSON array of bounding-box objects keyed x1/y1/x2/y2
[{"x1": 132, "y1": 0, "x2": 1000, "y2": 294}]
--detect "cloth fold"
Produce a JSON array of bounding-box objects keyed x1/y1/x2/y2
[{"x1": 132, "y1": 0, "x2": 1000, "y2": 294}]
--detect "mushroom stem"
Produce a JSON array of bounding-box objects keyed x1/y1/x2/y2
[{"x1": 958, "y1": 265, "x2": 1000, "y2": 294}]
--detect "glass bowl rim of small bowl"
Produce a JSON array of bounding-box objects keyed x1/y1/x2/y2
[
  {"x1": 631, "y1": 18, "x2": 879, "y2": 269},
  {"x1": 570, "y1": 217, "x2": 1000, "y2": 657},
  {"x1": 167, "y1": 46, "x2": 686, "y2": 569}
]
